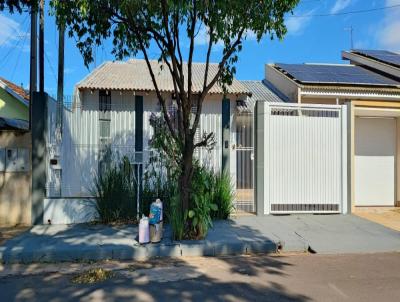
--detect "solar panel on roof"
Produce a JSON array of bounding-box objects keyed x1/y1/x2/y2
[
  {"x1": 275, "y1": 63, "x2": 400, "y2": 86},
  {"x1": 352, "y1": 49, "x2": 400, "y2": 67}
]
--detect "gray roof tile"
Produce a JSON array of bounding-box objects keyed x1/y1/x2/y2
[
  {"x1": 77, "y1": 59, "x2": 250, "y2": 95},
  {"x1": 238, "y1": 80, "x2": 284, "y2": 112}
]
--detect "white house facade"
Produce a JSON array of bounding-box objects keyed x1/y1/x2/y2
[{"x1": 44, "y1": 59, "x2": 278, "y2": 223}]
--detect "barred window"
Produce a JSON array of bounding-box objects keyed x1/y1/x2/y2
[
  {"x1": 191, "y1": 104, "x2": 201, "y2": 145},
  {"x1": 99, "y1": 90, "x2": 111, "y2": 143}
]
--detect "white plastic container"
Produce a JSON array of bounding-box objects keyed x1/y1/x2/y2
[{"x1": 138, "y1": 215, "x2": 150, "y2": 244}]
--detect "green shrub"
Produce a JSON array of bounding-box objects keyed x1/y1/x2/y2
[
  {"x1": 186, "y1": 164, "x2": 218, "y2": 239},
  {"x1": 191, "y1": 164, "x2": 235, "y2": 221},
  {"x1": 211, "y1": 171, "x2": 235, "y2": 220},
  {"x1": 167, "y1": 193, "x2": 185, "y2": 240},
  {"x1": 92, "y1": 157, "x2": 137, "y2": 223}
]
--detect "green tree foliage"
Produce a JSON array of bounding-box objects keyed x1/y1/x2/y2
[
  {"x1": 50, "y1": 0, "x2": 299, "y2": 216},
  {"x1": 0, "y1": 0, "x2": 32, "y2": 13}
]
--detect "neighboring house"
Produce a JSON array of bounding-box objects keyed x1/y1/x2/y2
[
  {"x1": 0, "y1": 77, "x2": 29, "y2": 121},
  {"x1": 44, "y1": 59, "x2": 288, "y2": 223},
  {"x1": 0, "y1": 77, "x2": 31, "y2": 226},
  {"x1": 266, "y1": 50, "x2": 400, "y2": 210}
]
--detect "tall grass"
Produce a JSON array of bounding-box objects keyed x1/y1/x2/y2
[
  {"x1": 167, "y1": 193, "x2": 185, "y2": 240},
  {"x1": 92, "y1": 157, "x2": 137, "y2": 223},
  {"x1": 211, "y1": 171, "x2": 235, "y2": 220}
]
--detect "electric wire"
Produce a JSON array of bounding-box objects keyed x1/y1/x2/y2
[{"x1": 290, "y1": 3, "x2": 400, "y2": 18}]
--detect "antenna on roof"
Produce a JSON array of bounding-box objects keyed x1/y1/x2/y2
[{"x1": 344, "y1": 26, "x2": 354, "y2": 50}]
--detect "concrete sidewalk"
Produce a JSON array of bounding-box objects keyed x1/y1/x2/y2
[{"x1": 1, "y1": 215, "x2": 400, "y2": 263}]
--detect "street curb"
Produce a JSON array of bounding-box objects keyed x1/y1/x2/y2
[{"x1": 0, "y1": 239, "x2": 280, "y2": 264}]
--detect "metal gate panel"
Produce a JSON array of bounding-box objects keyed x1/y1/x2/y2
[
  {"x1": 265, "y1": 104, "x2": 347, "y2": 214},
  {"x1": 236, "y1": 112, "x2": 255, "y2": 212}
]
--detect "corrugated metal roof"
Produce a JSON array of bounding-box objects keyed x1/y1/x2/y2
[
  {"x1": 0, "y1": 117, "x2": 29, "y2": 130},
  {"x1": 238, "y1": 80, "x2": 284, "y2": 113},
  {"x1": 77, "y1": 59, "x2": 250, "y2": 95}
]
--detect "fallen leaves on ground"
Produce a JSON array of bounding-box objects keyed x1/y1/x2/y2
[{"x1": 71, "y1": 268, "x2": 115, "y2": 284}]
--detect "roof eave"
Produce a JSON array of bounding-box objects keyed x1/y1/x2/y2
[
  {"x1": 76, "y1": 86, "x2": 249, "y2": 95},
  {"x1": 301, "y1": 83, "x2": 400, "y2": 91},
  {"x1": 0, "y1": 80, "x2": 29, "y2": 107},
  {"x1": 269, "y1": 64, "x2": 305, "y2": 88},
  {"x1": 300, "y1": 85, "x2": 400, "y2": 101}
]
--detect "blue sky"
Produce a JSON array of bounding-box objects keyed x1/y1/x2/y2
[{"x1": 0, "y1": 0, "x2": 399, "y2": 99}]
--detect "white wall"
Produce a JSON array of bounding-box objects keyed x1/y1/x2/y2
[
  {"x1": 43, "y1": 198, "x2": 97, "y2": 224},
  {"x1": 58, "y1": 90, "x2": 136, "y2": 197},
  {"x1": 53, "y1": 90, "x2": 237, "y2": 199},
  {"x1": 355, "y1": 117, "x2": 396, "y2": 206}
]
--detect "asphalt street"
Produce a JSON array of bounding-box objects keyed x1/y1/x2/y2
[{"x1": 1, "y1": 252, "x2": 400, "y2": 301}]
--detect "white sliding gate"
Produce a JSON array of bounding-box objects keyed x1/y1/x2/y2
[{"x1": 260, "y1": 103, "x2": 347, "y2": 214}]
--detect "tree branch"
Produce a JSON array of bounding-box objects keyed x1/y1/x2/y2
[
  {"x1": 192, "y1": 27, "x2": 245, "y2": 133},
  {"x1": 194, "y1": 132, "x2": 215, "y2": 148},
  {"x1": 127, "y1": 23, "x2": 178, "y2": 142},
  {"x1": 187, "y1": 1, "x2": 197, "y2": 121}
]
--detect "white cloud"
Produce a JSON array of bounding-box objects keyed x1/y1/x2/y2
[
  {"x1": 0, "y1": 14, "x2": 21, "y2": 46},
  {"x1": 330, "y1": 0, "x2": 352, "y2": 14},
  {"x1": 377, "y1": 0, "x2": 400, "y2": 50},
  {"x1": 194, "y1": 26, "x2": 211, "y2": 45},
  {"x1": 64, "y1": 67, "x2": 75, "y2": 75},
  {"x1": 0, "y1": 14, "x2": 30, "y2": 53},
  {"x1": 285, "y1": 9, "x2": 316, "y2": 35},
  {"x1": 353, "y1": 40, "x2": 369, "y2": 50},
  {"x1": 244, "y1": 30, "x2": 257, "y2": 41},
  {"x1": 194, "y1": 25, "x2": 258, "y2": 50},
  {"x1": 194, "y1": 25, "x2": 224, "y2": 48}
]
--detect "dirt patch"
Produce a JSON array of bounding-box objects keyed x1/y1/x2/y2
[
  {"x1": 0, "y1": 226, "x2": 30, "y2": 245},
  {"x1": 392, "y1": 208, "x2": 400, "y2": 214},
  {"x1": 354, "y1": 208, "x2": 400, "y2": 232},
  {"x1": 70, "y1": 268, "x2": 115, "y2": 284}
]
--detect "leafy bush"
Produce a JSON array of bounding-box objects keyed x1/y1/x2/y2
[
  {"x1": 92, "y1": 157, "x2": 137, "y2": 223},
  {"x1": 186, "y1": 165, "x2": 218, "y2": 239},
  {"x1": 211, "y1": 171, "x2": 235, "y2": 220}
]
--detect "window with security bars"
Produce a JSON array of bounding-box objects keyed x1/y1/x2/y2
[
  {"x1": 191, "y1": 101, "x2": 201, "y2": 146},
  {"x1": 99, "y1": 90, "x2": 111, "y2": 144},
  {"x1": 99, "y1": 90, "x2": 111, "y2": 176}
]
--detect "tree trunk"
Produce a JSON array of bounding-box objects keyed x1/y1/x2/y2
[{"x1": 179, "y1": 141, "x2": 194, "y2": 213}]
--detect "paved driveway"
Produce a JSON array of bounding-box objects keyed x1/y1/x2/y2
[{"x1": 231, "y1": 214, "x2": 400, "y2": 254}]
